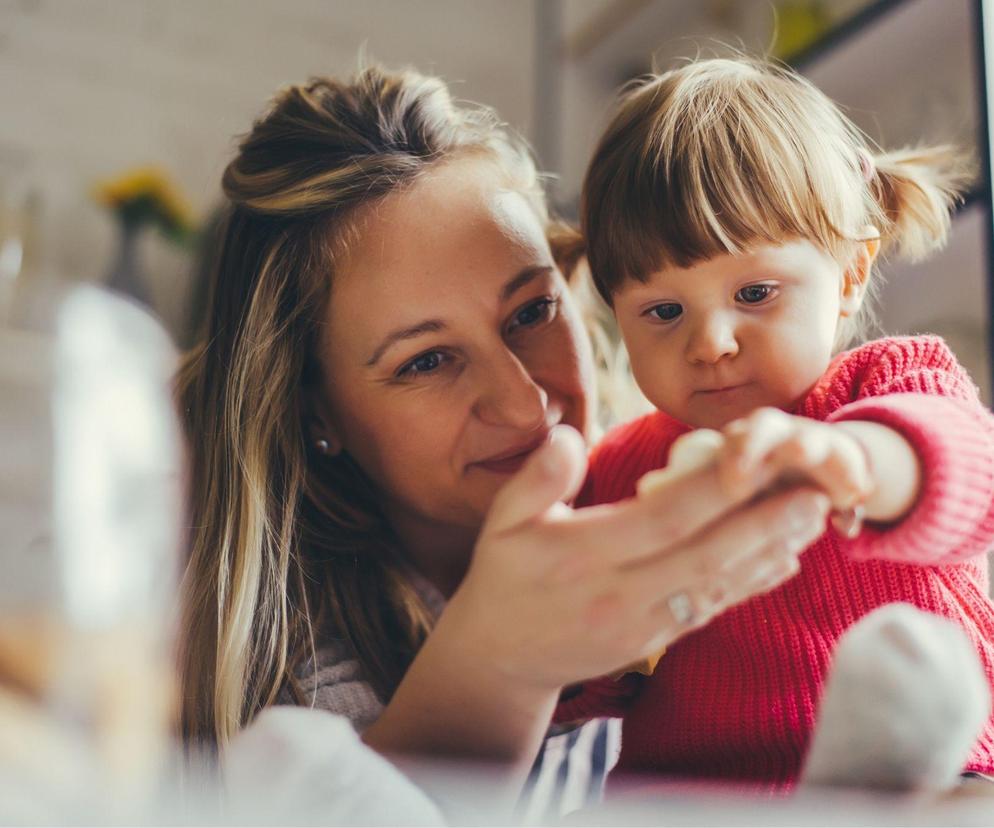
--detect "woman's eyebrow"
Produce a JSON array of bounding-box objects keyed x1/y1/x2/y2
[
  {"x1": 500, "y1": 265, "x2": 554, "y2": 301},
  {"x1": 366, "y1": 319, "x2": 446, "y2": 367}
]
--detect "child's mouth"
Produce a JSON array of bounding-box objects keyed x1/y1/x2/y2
[{"x1": 696, "y1": 383, "x2": 749, "y2": 397}]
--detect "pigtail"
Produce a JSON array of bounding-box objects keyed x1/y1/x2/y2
[{"x1": 869, "y1": 146, "x2": 972, "y2": 262}]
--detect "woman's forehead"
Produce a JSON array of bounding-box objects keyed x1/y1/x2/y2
[
  {"x1": 323, "y1": 159, "x2": 553, "y2": 346},
  {"x1": 338, "y1": 165, "x2": 545, "y2": 288}
]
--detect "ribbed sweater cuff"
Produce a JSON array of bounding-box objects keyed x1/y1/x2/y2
[{"x1": 828, "y1": 394, "x2": 994, "y2": 564}]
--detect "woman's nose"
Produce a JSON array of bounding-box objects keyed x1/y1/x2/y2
[
  {"x1": 685, "y1": 313, "x2": 740, "y2": 364},
  {"x1": 474, "y1": 350, "x2": 548, "y2": 429}
]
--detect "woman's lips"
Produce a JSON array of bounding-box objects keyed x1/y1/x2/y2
[{"x1": 472, "y1": 435, "x2": 550, "y2": 474}]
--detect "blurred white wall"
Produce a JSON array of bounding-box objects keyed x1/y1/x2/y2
[
  {"x1": 1, "y1": 0, "x2": 989, "y2": 397},
  {"x1": 0, "y1": 0, "x2": 537, "y2": 337}
]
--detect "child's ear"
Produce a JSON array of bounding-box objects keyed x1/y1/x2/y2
[{"x1": 839, "y1": 230, "x2": 880, "y2": 318}]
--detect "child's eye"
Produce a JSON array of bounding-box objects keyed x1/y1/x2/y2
[
  {"x1": 397, "y1": 350, "x2": 447, "y2": 378},
  {"x1": 507, "y1": 297, "x2": 558, "y2": 334},
  {"x1": 647, "y1": 303, "x2": 683, "y2": 322},
  {"x1": 736, "y1": 284, "x2": 777, "y2": 304}
]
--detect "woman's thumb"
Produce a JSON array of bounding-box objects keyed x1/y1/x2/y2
[{"x1": 483, "y1": 425, "x2": 588, "y2": 535}]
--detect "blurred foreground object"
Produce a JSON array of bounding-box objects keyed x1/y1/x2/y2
[
  {"x1": 0, "y1": 280, "x2": 183, "y2": 821},
  {"x1": 803, "y1": 603, "x2": 991, "y2": 792},
  {"x1": 225, "y1": 707, "x2": 444, "y2": 826}
]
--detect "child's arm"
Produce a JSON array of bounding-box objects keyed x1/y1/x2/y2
[
  {"x1": 719, "y1": 413, "x2": 919, "y2": 526},
  {"x1": 722, "y1": 337, "x2": 994, "y2": 565},
  {"x1": 831, "y1": 420, "x2": 920, "y2": 524},
  {"x1": 829, "y1": 336, "x2": 994, "y2": 564}
]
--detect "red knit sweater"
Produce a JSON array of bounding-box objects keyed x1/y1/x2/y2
[{"x1": 556, "y1": 336, "x2": 994, "y2": 788}]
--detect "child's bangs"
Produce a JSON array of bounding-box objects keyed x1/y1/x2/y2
[
  {"x1": 645, "y1": 133, "x2": 850, "y2": 271},
  {"x1": 584, "y1": 61, "x2": 867, "y2": 300}
]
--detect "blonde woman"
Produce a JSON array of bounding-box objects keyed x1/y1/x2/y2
[{"x1": 176, "y1": 65, "x2": 829, "y2": 813}]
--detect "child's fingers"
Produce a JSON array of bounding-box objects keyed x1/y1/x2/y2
[
  {"x1": 765, "y1": 429, "x2": 872, "y2": 510},
  {"x1": 718, "y1": 408, "x2": 795, "y2": 495}
]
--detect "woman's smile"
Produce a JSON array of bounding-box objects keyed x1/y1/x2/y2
[{"x1": 470, "y1": 431, "x2": 552, "y2": 475}]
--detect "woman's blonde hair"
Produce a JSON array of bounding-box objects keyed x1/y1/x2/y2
[
  {"x1": 583, "y1": 56, "x2": 971, "y2": 344},
  {"x1": 176, "y1": 65, "x2": 555, "y2": 749}
]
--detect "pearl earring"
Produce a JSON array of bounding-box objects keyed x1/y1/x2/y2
[{"x1": 315, "y1": 439, "x2": 330, "y2": 454}]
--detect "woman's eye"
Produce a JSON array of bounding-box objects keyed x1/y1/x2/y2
[
  {"x1": 508, "y1": 298, "x2": 557, "y2": 332},
  {"x1": 397, "y1": 351, "x2": 446, "y2": 377},
  {"x1": 736, "y1": 284, "x2": 776, "y2": 304},
  {"x1": 648, "y1": 303, "x2": 682, "y2": 322}
]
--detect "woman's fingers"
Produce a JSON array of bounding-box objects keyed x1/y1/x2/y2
[
  {"x1": 554, "y1": 456, "x2": 795, "y2": 576},
  {"x1": 641, "y1": 544, "x2": 802, "y2": 650},
  {"x1": 569, "y1": 488, "x2": 827, "y2": 656},
  {"x1": 623, "y1": 488, "x2": 829, "y2": 632},
  {"x1": 483, "y1": 425, "x2": 588, "y2": 535}
]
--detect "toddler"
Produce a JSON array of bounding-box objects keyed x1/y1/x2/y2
[{"x1": 556, "y1": 57, "x2": 994, "y2": 789}]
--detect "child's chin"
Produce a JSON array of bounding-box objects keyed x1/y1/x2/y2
[
  {"x1": 684, "y1": 403, "x2": 754, "y2": 430},
  {"x1": 685, "y1": 385, "x2": 772, "y2": 428}
]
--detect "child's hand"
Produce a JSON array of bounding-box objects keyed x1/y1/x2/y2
[{"x1": 717, "y1": 408, "x2": 874, "y2": 516}]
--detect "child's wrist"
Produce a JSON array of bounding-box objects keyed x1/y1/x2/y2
[{"x1": 835, "y1": 421, "x2": 922, "y2": 524}]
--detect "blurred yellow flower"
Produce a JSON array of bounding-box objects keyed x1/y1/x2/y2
[
  {"x1": 772, "y1": 0, "x2": 831, "y2": 61},
  {"x1": 93, "y1": 166, "x2": 196, "y2": 244}
]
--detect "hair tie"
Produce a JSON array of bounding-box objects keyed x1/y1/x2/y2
[{"x1": 857, "y1": 149, "x2": 876, "y2": 183}]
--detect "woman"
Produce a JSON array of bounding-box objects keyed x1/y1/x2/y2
[{"x1": 176, "y1": 65, "x2": 828, "y2": 810}]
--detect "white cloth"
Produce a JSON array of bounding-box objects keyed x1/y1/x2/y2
[
  {"x1": 803, "y1": 602, "x2": 991, "y2": 791},
  {"x1": 225, "y1": 706, "x2": 444, "y2": 826}
]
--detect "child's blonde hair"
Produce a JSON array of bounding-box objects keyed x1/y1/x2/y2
[{"x1": 583, "y1": 57, "x2": 971, "y2": 344}]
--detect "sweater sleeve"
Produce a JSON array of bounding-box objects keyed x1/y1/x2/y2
[
  {"x1": 552, "y1": 673, "x2": 641, "y2": 724},
  {"x1": 825, "y1": 337, "x2": 994, "y2": 565},
  {"x1": 278, "y1": 641, "x2": 386, "y2": 734}
]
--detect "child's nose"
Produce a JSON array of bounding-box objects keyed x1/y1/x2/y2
[{"x1": 685, "y1": 314, "x2": 740, "y2": 364}]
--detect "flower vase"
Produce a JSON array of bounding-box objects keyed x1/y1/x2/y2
[{"x1": 106, "y1": 219, "x2": 153, "y2": 308}]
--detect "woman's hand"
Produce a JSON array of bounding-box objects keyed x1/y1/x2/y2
[
  {"x1": 446, "y1": 424, "x2": 830, "y2": 693},
  {"x1": 366, "y1": 424, "x2": 829, "y2": 801}
]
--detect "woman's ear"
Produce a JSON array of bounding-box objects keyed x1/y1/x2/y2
[
  {"x1": 302, "y1": 386, "x2": 344, "y2": 456},
  {"x1": 840, "y1": 230, "x2": 880, "y2": 318}
]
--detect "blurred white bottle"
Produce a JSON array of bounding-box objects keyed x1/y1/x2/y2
[{"x1": 0, "y1": 280, "x2": 183, "y2": 821}]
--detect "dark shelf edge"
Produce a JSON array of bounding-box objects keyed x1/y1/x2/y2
[{"x1": 787, "y1": 0, "x2": 913, "y2": 71}]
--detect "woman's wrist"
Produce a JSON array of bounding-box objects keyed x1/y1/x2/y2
[
  {"x1": 360, "y1": 603, "x2": 559, "y2": 819},
  {"x1": 432, "y1": 588, "x2": 563, "y2": 724},
  {"x1": 365, "y1": 593, "x2": 559, "y2": 766}
]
